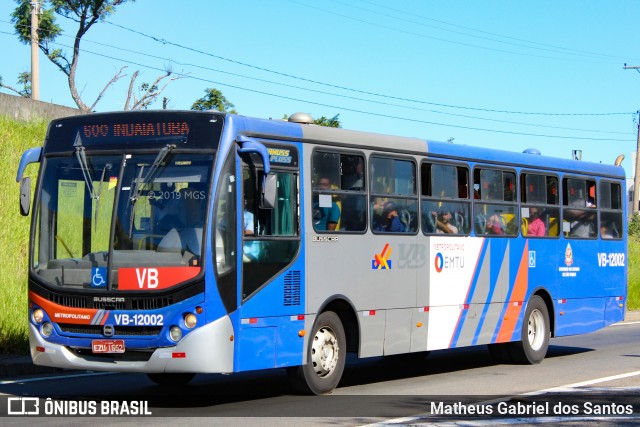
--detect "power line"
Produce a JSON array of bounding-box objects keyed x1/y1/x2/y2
[
  {"x1": 0, "y1": 21, "x2": 635, "y2": 141},
  {"x1": 97, "y1": 21, "x2": 632, "y2": 117},
  {"x1": 33, "y1": 36, "x2": 634, "y2": 143},
  {"x1": 3, "y1": 18, "x2": 632, "y2": 117},
  {"x1": 22, "y1": 28, "x2": 631, "y2": 136},
  {"x1": 354, "y1": 0, "x2": 634, "y2": 62},
  {"x1": 289, "y1": 0, "x2": 623, "y2": 64}
]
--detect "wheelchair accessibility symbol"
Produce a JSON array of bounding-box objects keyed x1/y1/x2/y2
[{"x1": 91, "y1": 267, "x2": 107, "y2": 288}]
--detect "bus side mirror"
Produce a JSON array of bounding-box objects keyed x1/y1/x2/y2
[
  {"x1": 260, "y1": 174, "x2": 277, "y2": 209},
  {"x1": 20, "y1": 177, "x2": 31, "y2": 216}
]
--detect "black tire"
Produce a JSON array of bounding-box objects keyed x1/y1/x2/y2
[
  {"x1": 287, "y1": 311, "x2": 346, "y2": 395},
  {"x1": 508, "y1": 295, "x2": 550, "y2": 364},
  {"x1": 147, "y1": 373, "x2": 195, "y2": 386}
]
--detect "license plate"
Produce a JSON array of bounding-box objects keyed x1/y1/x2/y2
[{"x1": 92, "y1": 339, "x2": 125, "y2": 354}]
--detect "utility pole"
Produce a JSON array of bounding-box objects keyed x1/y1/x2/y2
[
  {"x1": 623, "y1": 64, "x2": 640, "y2": 213},
  {"x1": 30, "y1": 1, "x2": 40, "y2": 100}
]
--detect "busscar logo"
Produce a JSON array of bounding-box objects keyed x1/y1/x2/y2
[{"x1": 8, "y1": 397, "x2": 40, "y2": 415}]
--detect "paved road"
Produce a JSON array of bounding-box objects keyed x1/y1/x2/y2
[{"x1": 1, "y1": 319, "x2": 638, "y2": 425}]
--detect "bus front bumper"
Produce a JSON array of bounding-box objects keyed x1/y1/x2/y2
[{"x1": 29, "y1": 315, "x2": 235, "y2": 374}]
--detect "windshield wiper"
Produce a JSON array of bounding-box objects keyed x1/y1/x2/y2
[
  {"x1": 128, "y1": 144, "x2": 176, "y2": 236},
  {"x1": 93, "y1": 163, "x2": 112, "y2": 231},
  {"x1": 73, "y1": 132, "x2": 95, "y2": 199}
]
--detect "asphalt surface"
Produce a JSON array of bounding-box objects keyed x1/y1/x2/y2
[{"x1": 2, "y1": 310, "x2": 638, "y2": 380}]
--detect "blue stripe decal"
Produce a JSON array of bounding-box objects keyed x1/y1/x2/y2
[{"x1": 450, "y1": 239, "x2": 489, "y2": 347}]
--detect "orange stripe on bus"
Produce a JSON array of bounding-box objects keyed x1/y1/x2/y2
[{"x1": 497, "y1": 243, "x2": 529, "y2": 342}]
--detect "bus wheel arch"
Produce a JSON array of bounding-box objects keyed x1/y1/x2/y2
[
  {"x1": 287, "y1": 297, "x2": 358, "y2": 394},
  {"x1": 533, "y1": 288, "x2": 555, "y2": 338},
  {"x1": 509, "y1": 294, "x2": 551, "y2": 364}
]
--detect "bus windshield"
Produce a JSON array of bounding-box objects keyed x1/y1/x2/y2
[{"x1": 33, "y1": 150, "x2": 214, "y2": 290}]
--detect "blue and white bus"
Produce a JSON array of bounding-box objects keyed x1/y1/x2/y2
[{"x1": 17, "y1": 110, "x2": 627, "y2": 394}]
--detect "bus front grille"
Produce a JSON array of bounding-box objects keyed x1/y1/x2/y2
[{"x1": 58, "y1": 324, "x2": 162, "y2": 336}]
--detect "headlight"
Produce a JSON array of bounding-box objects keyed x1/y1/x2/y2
[
  {"x1": 32, "y1": 308, "x2": 44, "y2": 324},
  {"x1": 169, "y1": 326, "x2": 182, "y2": 342},
  {"x1": 41, "y1": 322, "x2": 53, "y2": 338},
  {"x1": 184, "y1": 313, "x2": 197, "y2": 329}
]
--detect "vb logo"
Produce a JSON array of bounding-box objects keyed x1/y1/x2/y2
[
  {"x1": 372, "y1": 244, "x2": 392, "y2": 270},
  {"x1": 136, "y1": 268, "x2": 158, "y2": 289}
]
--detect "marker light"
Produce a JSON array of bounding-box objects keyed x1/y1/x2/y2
[
  {"x1": 169, "y1": 326, "x2": 183, "y2": 342},
  {"x1": 184, "y1": 313, "x2": 197, "y2": 329},
  {"x1": 32, "y1": 308, "x2": 44, "y2": 324},
  {"x1": 41, "y1": 322, "x2": 53, "y2": 338}
]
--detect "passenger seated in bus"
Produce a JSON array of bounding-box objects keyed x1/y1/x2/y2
[
  {"x1": 587, "y1": 183, "x2": 596, "y2": 207},
  {"x1": 244, "y1": 208, "x2": 257, "y2": 236},
  {"x1": 600, "y1": 223, "x2": 614, "y2": 239},
  {"x1": 527, "y1": 207, "x2": 546, "y2": 237},
  {"x1": 433, "y1": 210, "x2": 458, "y2": 234},
  {"x1": 486, "y1": 214, "x2": 504, "y2": 235},
  {"x1": 565, "y1": 208, "x2": 596, "y2": 238},
  {"x1": 313, "y1": 177, "x2": 340, "y2": 231},
  {"x1": 243, "y1": 208, "x2": 262, "y2": 261},
  {"x1": 376, "y1": 202, "x2": 407, "y2": 232}
]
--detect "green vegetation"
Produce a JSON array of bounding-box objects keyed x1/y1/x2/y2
[
  {"x1": 0, "y1": 115, "x2": 46, "y2": 353},
  {"x1": 0, "y1": 115, "x2": 638, "y2": 355}
]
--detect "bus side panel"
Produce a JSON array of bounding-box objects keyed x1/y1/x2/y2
[
  {"x1": 359, "y1": 310, "x2": 386, "y2": 357},
  {"x1": 554, "y1": 297, "x2": 606, "y2": 336},
  {"x1": 428, "y1": 236, "x2": 486, "y2": 350},
  {"x1": 604, "y1": 296, "x2": 625, "y2": 326},
  {"x1": 235, "y1": 313, "x2": 308, "y2": 371},
  {"x1": 448, "y1": 238, "x2": 532, "y2": 348},
  {"x1": 384, "y1": 308, "x2": 413, "y2": 355}
]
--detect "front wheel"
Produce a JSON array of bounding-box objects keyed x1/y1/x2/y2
[
  {"x1": 287, "y1": 311, "x2": 346, "y2": 395},
  {"x1": 508, "y1": 295, "x2": 550, "y2": 364}
]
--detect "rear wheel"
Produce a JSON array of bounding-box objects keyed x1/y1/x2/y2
[
  {"x1": 147, "y1": 373, "x2": 195, "y2": 386},
  {"x1": 287, "y1": 311, "x2": 346, "y2": 394},
  {"x1": 508, "y1": 295, "x2": 550, "y2": 364}
]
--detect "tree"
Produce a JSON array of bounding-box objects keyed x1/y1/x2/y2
[
  {"x1": 281, "y1": 113, "x2": 342, "y2": 128},
  {"x1": 0, "y1": 71, "x2": 32, "y2": 97},
  {"x1": 313, "y1": 114, "x2": 341, "y2": 128},
  {"x1": 191, "y1": 88, "x2": 237, "y2": 113},
  {"x1": 10, "y1": 0, "x2": 176, "y2": 111}
]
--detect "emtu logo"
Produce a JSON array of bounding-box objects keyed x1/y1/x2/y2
[
  {"x1": 434, "y1": 252, "x2": 464, "y2": 272},
  {"x1": 372, "y1": 244, "x2": 392, "y2": 270},
  {"x1": 434, "y1": 253, "x2": 444, "y2": 272}
]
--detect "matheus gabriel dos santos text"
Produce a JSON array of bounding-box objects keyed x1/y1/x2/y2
[{"x1": 431, "y1": 401, "x2": 634, "y2": 416}]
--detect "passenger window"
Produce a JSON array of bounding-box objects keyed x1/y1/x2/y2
[
  {"x1": 312, "y1": 151, "x2": 366, "y2": 232},
  {"x1": 599, "y1": 181, "x2": 623, "y2": 239},
  {"x1": 421, "y1": 163, "x2": 470, "y2": 235},
  {"x1": 370, "y1": 157, "x2": 418, "y2": 233},
  {"x1": 562, "y1": 177, "x2": 597, "y2": 239},
  {"x1": 473, "y1": 168, "x2": 518, "y2": 236},
  {"x1": 520, "y1": 174, "x2": 560, "y2": 238}
]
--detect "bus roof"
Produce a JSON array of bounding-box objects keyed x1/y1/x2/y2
[{"x1": 236, "y1": 114, "x2": 626, "y2": 180}]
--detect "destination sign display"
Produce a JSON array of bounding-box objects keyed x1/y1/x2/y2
[
  {"x1": 82, "y1": 122, "x2": 190, "y2": 139},
  {"x1": 44, "y1": 111, "x2": 224, "y2": 153}
]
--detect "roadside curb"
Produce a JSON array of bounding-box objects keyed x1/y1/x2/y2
[{"x1": 2, "y1": 310, "x2": 639, "y2": 380}]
